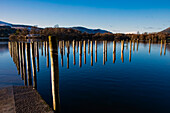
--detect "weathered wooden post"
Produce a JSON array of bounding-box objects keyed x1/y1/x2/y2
[
  {"x1": 25, "y1": 43, "x2": 32, "y2": 86},
  {"x1": 160, "y1": 40, "x2": 162, "y2": 56},
  {"x1": 84, "y1": 40, "x2": 86, "y2": 64},
  {"x1": 31, "y1": 42, "x2": 37, "y2": 89},
  {"x1": 49, "y1": 36, "x2": 60, "y2": 112},
  {"x1": 91, "y1": 41, "x2": 93, "y2": 66},
  {"x1": 95, "y1": 40, "x2": 97, "y2": 63},
  {"x1": 164, "y1": 40, "x2": 166, "y2": 55}
]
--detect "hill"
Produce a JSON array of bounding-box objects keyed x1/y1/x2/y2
[
  {"x1": 72, "y1": 27, "x2": 111, "y2": 34},
  {"x1": 0, "y1": 21, "x2": 32, "y2": 29},
  {"x1": 161, "y1": 27, "x2": 170, "y2": 33}
]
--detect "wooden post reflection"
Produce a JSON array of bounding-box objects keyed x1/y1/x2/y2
[
  {"x1": 91, "y1": 41, "x2": 93, "y2": 66},
  {"x1": 8, "y1": 42, "x2": 12, "y2": 57},
  {"x1": 46, "y1": 41, "x2": 49, "y2": 68},
  {"x1": 16, "y1": 42, "x2": 20, "y2": 75},
  {"x1": 84, "y1": 40, "x2": 86, "y2": 64},
  {"x1": 88, "y1": 40, "x2": 90, "y2": 55},
  {"x1": 113, "y1": 41, "x2": 116, "y2": 63},
  {"x1": 79, "y1": 41, "x2": 82, "y2": 67},
  {"x1": 149, "y1": 39, "x2": 151, "y2": 54},
  {"x1": 133, "y1": 40, "x2": 135, "y2": 52},
  {"x1": 63, "y1": 40, "x2": 65, "y2": 56},
  {"x1": 25, "y1": 43, "x2": 32, "y2": 86},
  {"x1": 129, "y1": 40, "x2": 132, "y2": 62},
  {"x1": 31, "y1": 42, "x2": 37, "y2": 89},
  {"x1": 49, "y1": 36, "x2": 60, "y2": 112},
  {"x1": 19, "y1": 42, "x2": 23, "y2": 79},
  {"x1": 36, "y1": 42, "x2": 39, "y2": 72},
  {"x1": 22, "y1": 43, "x2": 27, "y2": 85},
  {"x1": 160, "y1": 40, "x2": 162, "y2": 56},
  {"x1": 76, "y1": 41, "x2": 78, "y2": 53},
  {"x1": 41, "y1": 42, "x2": 43, "y2": 56},
  {"x1": 105, "y1": 41, "x2": 107, "y2": 62},
  {"x1": 73, "y1": 40, "x2": 76, "y2": 65},
  {"x1": 95, "y1": 40, "x2": 97, "y2": 63},
  {"x1": 103, "y1": 41, "x2": 105, "y2": 65},
  {"x1": 44, "y1": 41, "x2": 46, "y2": 56},
  {"x1": 126, "y1": 39, "x2": 128, "y2": 50},
  {"x1": 67, "y1": 41, "x2": 70, "y2": 69},
  {"x1": 164, "y1": 40, "x2": 166, "y2": 55},
  {"x1": 136, "y1": 39, "x2": 139, "y2": 52},
  {"x1": 121, "y1": 40, "x2": 124, "y2": 63}
]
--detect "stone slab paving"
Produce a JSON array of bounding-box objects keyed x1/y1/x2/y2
[{"x1": 0, "y1": 86, "x2": 54, "y2": 113}]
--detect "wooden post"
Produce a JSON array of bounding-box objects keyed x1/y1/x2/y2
[{"x1": 49, "y1": 36, "x2": 60, "y2": 112}]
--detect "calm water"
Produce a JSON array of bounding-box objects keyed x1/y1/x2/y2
[{"x1": 0, "y1": 39, "x2": 170, "y2": 113}]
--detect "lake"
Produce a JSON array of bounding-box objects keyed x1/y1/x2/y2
[{"x1": 0, "y1": 38, "x2": 170, "y2": 113}]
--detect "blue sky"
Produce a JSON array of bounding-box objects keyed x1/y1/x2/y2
[{"x1": 0, "y1": 0, "x2": 170, "y2": 33}]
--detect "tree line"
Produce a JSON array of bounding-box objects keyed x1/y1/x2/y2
[{"x1": 8, "y1": 27, "x2": 170, "y2": 41}]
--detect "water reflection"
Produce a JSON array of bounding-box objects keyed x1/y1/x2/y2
[{"x1": 7, "y1": 39, "x2": 168, "y2": 112}]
